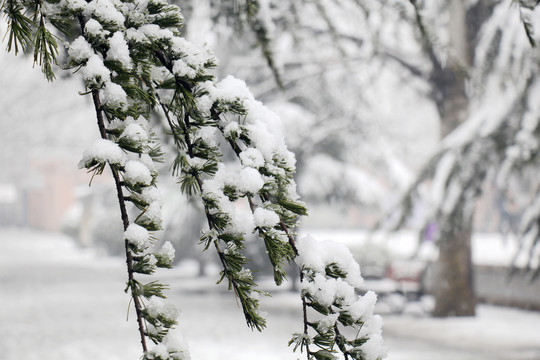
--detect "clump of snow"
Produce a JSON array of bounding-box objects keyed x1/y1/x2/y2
[
  {"x1": 78, "y1": 138, "x2": 127, "y2": 168},
  {"x1": 195, "y1": 94, "x2": 212, "y2": 117},
  {"x1": 138, "y1": 201, "x2": 163, "y2": 229},
  {"x1": 146, "y1": 296, "x2": 179, "y2": 323},
  {"x1": 316, "y1": 313, "x2": 340, "y2": 333},
  {"x1": 253, "y1": 208, "x2": 280, "y2": 228},
  {"x1": 140, "y1": 186, "x2": 162, "y2": 205},
  {"x1": 82, "y1": 54, "x2": 111, "y2": 87},
  {"x1": 237, "y1": 167, "x2": 264, "y2": 194},
  {"x1": 296, "y1": 235, "x2": 387, "y2": 360},
  {"x1": 147, "y1": 328, "x2": 191, "y2": 360},
  {"x1": 107, "y1": 32, "x2": 133, "y2": 69},
  {"x1": 239, "y1": 148, "x2": 265, "y2": 168},
  {"x1": 164, "y1": 328, "x2": 191, "y2": 360},
  {"x1": 350, "y1": 290, "x2": 377, "y2": 320},
  {"x1": 120, "y1": 122, "x2": 149, "y2": 144},
  {"x1": 68, "y1": 36, "x2": 94, "y2": 64},
  {"x1": 61, "y1": 0, "x2": 86, "y2": 12},
  {"x1": 125, "y1": 27, "x2": 149, "y2": 44},
  {"x1": 84, "y1": 18, "x2": 109, "y2": 39},
  {"x1": 302, "y1": 273, "x2": 355, "y2": 307},
  {"x1": 124, "y1": 223, "x2": 150, "y2": 250},
  {"x1": 139, "y1": 24, "x2": 174, "y2": 41},
  {"x1": 157, "y1": 241, "x2": 175, "y2": 264},
  {"x1": 361, "y1": 333, "x2": 387, "y2": 360},
  {"x1": 84, "y1": 0, "x2": 126, "y2": 29},
  {"x1": 147, "y1": 343, "x2": 169, "y2": 360},
  {"x1": 173, "y1": 59, "x2": 196, "y2": 78},
  {"x1": 209, "y1": 76, "x2": 253, "y2": 102},
  {"x1": 222, "y1": 122, "x2": 240, "y2": 139},
  {"x1": 101, "y1": 81, "x2": 128, "y2": 110},
  {"x1": 297, "y1": 235, "x2": 364, "y2": 288},
  {"x1": 170, "y1": 37, "x2": 215, "y2": 73},
  {"x1": 124, "y1": 160, "x2": 152, "y2": 186}
]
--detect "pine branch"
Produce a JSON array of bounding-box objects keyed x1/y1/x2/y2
[
  {"x1": 217, "y1": 124, "x2": 300, "y2": 256},
  {"x1": 33, "y1": 9, "x2": 58, "y2": 80},
  {"x1": 90, "y1": 88, "x2": 148, "y2": 353},
  {"x1": 157, "y1": 93, "x2": 268, "y2": 329},
  {"x1": 2, "y1": 0, "x2": 33, "y2": 54}
]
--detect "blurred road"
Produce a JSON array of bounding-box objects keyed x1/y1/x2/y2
[{"x1": 1, "y1": 229, "x2": 540, "y2": 360}]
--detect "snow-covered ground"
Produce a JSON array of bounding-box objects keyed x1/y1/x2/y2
[{"x1": 1, "y1": 229, "x2": 540, "y2": 360}]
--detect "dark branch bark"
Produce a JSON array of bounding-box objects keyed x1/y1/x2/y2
[
  {"x1": 300, "y1": 271, "x2": 311, "y2": 360},
  {"x1": 91, "y1": 89, "x2": 148, "y2": 353}
]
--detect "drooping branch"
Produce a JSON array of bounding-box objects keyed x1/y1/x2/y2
[{"x1": 90, "y1": 88, "x2": 148, "y2": 353}]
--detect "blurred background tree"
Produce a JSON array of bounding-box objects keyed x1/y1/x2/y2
[{"x1": 176, "y1": 0, "x2": 540, "y2": 318}]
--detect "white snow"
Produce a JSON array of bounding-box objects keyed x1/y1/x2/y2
[
  {"x1": 140, "y1": 186, "x2": 162, "y2": 205},
  {"x1": 62, "y1": 0, "x2": 87, "y2": 12},
  {"x1": 107, "y1": 32, "x2": 133, "y2": 69},
  {"x1": 172, "y1": 59, "x2": 197, "y2": 79},
  {"x1": 253, "y1": 207, "x2": 280, "y2": 228},
  {"x1": 139, "y1": 153, "x2": 156, "y2": 172},
  {"x1": 146, "y1": 328, "x2": 191, "y2": 360},
  {"x1": 209, "y1": 76, "x2": 253, "y2": 102},
  {"x1": 124, "y1": 223, "x2": 150, "y2": 250},
  {"x1": 362, "y1": 334, "x2": 387, "y2": 360},
  {"x1": 146, "y1": 296, "x2": 179, "y2": 323},
  {"x1": 84, "y1": 0, "x2": 126, "y2": 29},
  {"x1": 139, "y1": 24, "x2": 174, "y2": 41},
  {"x1": 170, "y1": 37, "x2": 215, "y2": 73},
  {"x1": 124, "y1": 160, "x2": 152, "y2": 186},
  {"x1": 119, "y1": 122, "x2": 149, "y2": 144},
  {"x1": 239, "y1": 148, "x2": 265, "y2": 169},
  {"x1": 138, "y1": 201, "x2": 163, "y2": 229},
  {"x1": 68, "y1": 36, "x2": 94, "y2": 63},
  {"x1": 78, "y1": 138, "x2": 127, "y2": 168},
  {"x1": 222, "y1": 122, "x2": 240, "y2": 139},
  {"x1": 163, "y1": 328, "x2": 191, "y2": 360},
  {"x1": 158, "y1": 241, "x2": 176, "y2": 264},
  {"x1": 1, "y1": 229, "x2": 540, "y2": 360},
  {"x1": 236, "y1": 167, "x2": 264, "y2": 194},
  {"x1": 350, "y1": 290, "x2": 378, "y2": 320},
  {"x1": 296, "y1": 235, "x2": 364, "y2": 288},
  {"x1": 101, "y1": 81, "x2": 128, "y2": 110},
  {"x1": 82, "y1": 54, "x2": 111, "y2": 86},
  {"x1": 84, "y1": 19, "x2": 109, "y2": 39},
  {"x1": 147, "y1": 343, "x2": 169, "y2": 359},
  {"x1": 295, "y1": 234, "x2": 386, "y2": 359},
  {"x1": 194, "y1": 126, "x2": 217, "y2": 147}
]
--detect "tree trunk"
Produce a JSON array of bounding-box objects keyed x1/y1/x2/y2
[
  {"x1": 431, "y1": 0, "x2": 476, "y2": 317},
  {"x1": 432, "y1": 80, "x2": 477, "y2": 316},
  {"x1": 433, "y1": 208, "x2": 476, "y2": 317}
]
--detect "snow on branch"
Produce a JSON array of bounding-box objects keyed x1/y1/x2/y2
[{"x1": 3, "y1": 0, "x2": 389, "y2": 358}]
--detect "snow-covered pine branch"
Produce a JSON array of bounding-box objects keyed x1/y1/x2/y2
[
  {"x1": 291, "y1": 236, "x2": 386, "y2": 360},
  {"x1": 1, "y1": 0, "x2": 387, "y2": 358}
]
